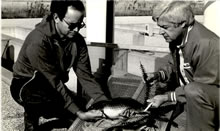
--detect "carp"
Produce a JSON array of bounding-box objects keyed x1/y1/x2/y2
[
  {"x1": 88, "y1": 97, "x2": 149, "y2": 120},
  {"x1": 85, "y1": 97, "x2": 169, "y2": 130}
]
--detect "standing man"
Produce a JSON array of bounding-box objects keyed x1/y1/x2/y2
[
  {"x1": 146, "y1": 1, "x2": 219, "y2": 131},
  {"x1": 10, "y1": 0, "x2": 107, "y2": 130}
]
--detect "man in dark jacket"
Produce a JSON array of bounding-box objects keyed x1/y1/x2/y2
[
  {"x1": 10, "y1": 0, "x2": 108, "y2": 130},
  {"x1": 146, "y1": 1, "x2": 219, "y2": 131}
]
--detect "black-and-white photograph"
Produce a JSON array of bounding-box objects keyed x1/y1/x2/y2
[{"x1": 1, "y1": 0, "x2": 219, "y2": 131}]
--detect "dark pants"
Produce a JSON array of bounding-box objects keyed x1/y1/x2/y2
[
  {"x1": 10, "y1": 75, "x2": 79, "y2": 130},
  {"x1": 184, "y1": 82, "x2": 219, "y2": 131}
]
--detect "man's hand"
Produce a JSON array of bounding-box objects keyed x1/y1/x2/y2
[
  {"x1": 145, "y1": 72, "x2": 160, "y2": 85},
  {"x1": 76, "y1": 110, "x2": 103, "y2": 120},
  {"x1": 147, "y1": 94, "x2": 168, "y2": 108}
]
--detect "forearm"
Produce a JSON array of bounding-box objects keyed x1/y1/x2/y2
[
  {"x1": 74, "y1": 49, "x2": 108, "y2": 102},
  {"x1": 77, "y1": 76, "x2": 108, "y2": 101},
  {"x1": 167, "y1": 86, "x2": 186, "y2": 103}
]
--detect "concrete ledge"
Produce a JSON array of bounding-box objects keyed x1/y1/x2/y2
[
  {"x1": 2, "y1": 34, "x2": 23, "y2": 46},
  {"x1": 1, "y1": 67, "x2": 13, "y2": 86},
  {"x1": 2, "y1": 34, "x2": 23, "y2": 62}
]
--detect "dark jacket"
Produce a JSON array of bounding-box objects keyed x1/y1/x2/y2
[
  {"x1": 13, "y1": 15, "x2": 107, "y2": 114},
  {"x1": 159, "y1": 21, "x2": 220, "y2": 102}
]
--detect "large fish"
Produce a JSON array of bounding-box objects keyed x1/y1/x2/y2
[
  {"x1": 85, "y1": 97, "x2": 173, "y2": 130},
  {"x1": 88, "y1": 97, "x2": 148, "y2": 119}
]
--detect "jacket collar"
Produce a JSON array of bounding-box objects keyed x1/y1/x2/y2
[
  {"x1": 177, "y1": 21, "x2": 199, "y2": 49},
  {"x1": 177, "y1": 25, "x2": 193, "y2": 49},
  {"x1": 35, "y1": 14, "x2": 60, "y2": 40}
]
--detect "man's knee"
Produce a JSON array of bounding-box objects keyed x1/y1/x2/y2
[{"x1": 184, "y1": 82, "x2": 204, "y2": 100}]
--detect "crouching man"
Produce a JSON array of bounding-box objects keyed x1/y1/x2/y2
[
  {"x1": 146, "y1": 1, "x2": 219, "y2": 131},
  {"x1": 10, "y1": 0, "x2": 108, "y2": 130}
]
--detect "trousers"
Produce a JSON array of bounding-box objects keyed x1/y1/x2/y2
[
  {"x1": 10, "y1": 74, "x2": 83, "y2": 130},
  {"x1": 10, "y1": 76, "x2": 66, "y2": 118},
  {"x1": 184, "y1": 82, "x2": 219, "y2": 131}
]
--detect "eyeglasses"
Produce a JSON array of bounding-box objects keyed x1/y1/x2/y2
[{"x1": 63, "y1": 18, "x2": 86, "y2": 30}]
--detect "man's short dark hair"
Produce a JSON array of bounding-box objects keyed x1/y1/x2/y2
[{"x1": 50, "y1": 0, "x2": 85, "y2": 20}]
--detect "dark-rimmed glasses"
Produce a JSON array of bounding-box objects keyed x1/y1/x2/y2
[{"x1": 63, "y1": 18, "x2": 86, "y2": 30}]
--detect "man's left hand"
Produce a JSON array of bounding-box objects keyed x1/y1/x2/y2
[
  {"x1": 77, "y1": 110, "x2": 103, "y2": 120},
  {"x1": 147, "y1": 94, "x2": 168, "y2": 108}
]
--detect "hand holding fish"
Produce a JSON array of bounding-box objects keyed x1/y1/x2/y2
[
  {"x1": 145, "y1": 72, "x2": 161, "y2": 86},
  {"x1": 147, "y1": 94, "x2": 168, "y2": 108},
  {"x1": 76, "y1": 110, "x2": 104, "y2": 120}
]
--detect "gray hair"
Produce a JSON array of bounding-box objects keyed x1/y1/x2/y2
[{"x1": 152, "y1": 1, "x2": 195, "y2": 26}]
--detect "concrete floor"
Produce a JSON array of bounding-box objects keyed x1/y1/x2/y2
[
  {"x1": 1, "y1": 67, "x2": 24, "y2": 131},
  {"x1": 1, "y1": 67, "x2": 69, "y2": 131}
]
